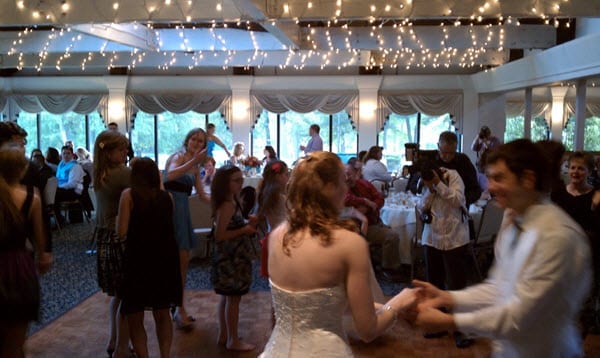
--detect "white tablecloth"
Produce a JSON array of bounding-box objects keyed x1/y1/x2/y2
[
  {"x1": 380, "y1": 197, "x2": 483, "y2": 264},
  {"x1": 243, "y1": 176, "x2": 262, "y2": 189}
]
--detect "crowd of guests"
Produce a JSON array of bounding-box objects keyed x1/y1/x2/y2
[{"x1": 2, "y1": 118, "x2": 600, "y2": 357}]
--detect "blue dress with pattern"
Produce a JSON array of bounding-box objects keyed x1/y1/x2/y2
[{"x1": 164, "y1": 173, "x2": 196, "y2": 250}]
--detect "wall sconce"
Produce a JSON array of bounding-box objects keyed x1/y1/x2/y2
[
  {"x1": 232, "y1": 100, "x2": 249, "y2": 118},
  {"x1": 360, "y1": 102, "x2": 377, "y2": 118},
  {"x1": 108, "y1": 99, "x2": 125, "y2": 120}
]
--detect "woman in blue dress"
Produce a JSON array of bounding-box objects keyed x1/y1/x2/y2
[
  {"x1": 163, "y1": 128, "x2": 209, "y2": 330},
  {"x1": 206, "y1": 123, "x2": 231, "y2": 159}
]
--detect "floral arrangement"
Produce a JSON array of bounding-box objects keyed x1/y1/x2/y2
[{"x1": 241, "y1": 156, "x2": 261, "y2": 168}]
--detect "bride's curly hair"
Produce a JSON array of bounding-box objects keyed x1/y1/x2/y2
[{"x1": 283, "y1": 151, "x2": 354, "y2": 255}]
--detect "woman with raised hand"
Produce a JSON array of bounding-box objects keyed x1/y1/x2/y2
[
  {"x1": 260, "y1": 152, "x2": 419, "y2": 357},
  {"x1": 93, "y1": 130, "x2": 131, "y2": 357},
  {"x1": 163, "y1": 128, "x2": 209, "y2": 330},
  {"x1": 0, "y1": 146, "x2": 51, "y2": 357}
]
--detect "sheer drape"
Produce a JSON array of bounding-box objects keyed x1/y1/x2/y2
[
  {"x1": 13, "y1": 94, "x2": 105, "y2": 114},
  {"x1": 379, "y1": 93, "x2": 463, "y2": 131}
]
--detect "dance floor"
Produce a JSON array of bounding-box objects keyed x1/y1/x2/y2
[{"x1": 25, "y1": 289, "x2": 600, "y2": 357}]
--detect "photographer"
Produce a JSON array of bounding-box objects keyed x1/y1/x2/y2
[
  {"x1": 418, "y1": 160, "x2": 473, "y2": 348},
  {"x1": 471, "y1": 126, "x2": 501, "y2": 172}
]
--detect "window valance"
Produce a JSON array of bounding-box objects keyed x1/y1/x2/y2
[
  {"x1": 252, "y1": 92, "x2": 357, "y2": 115},
  {"x1": 13, "y1": 94, "x2": 105, "y2": 114},
  {"x1": 506, "y1": 101, "x2": 551, "y2": 127},
  {"x1": 128, "y1": 93, "x2": 230, "y2": 115},
  {"x1": 566, "y1": 101, "x2": 600, "y2": 118},
  {"x1": 0, "y1": 94, "x2": 7, "y2": 113},
  {"x1": 379, "y1": 92, "x2": 463, "y2": 132}
]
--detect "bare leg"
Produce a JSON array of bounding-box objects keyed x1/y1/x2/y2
[
  {"x1": 115, "y1": 300, "x2": 130, "y2": 357},
  {"x1": 225, "y1": 295, "x2": 254, "y2": 351},
  {"x1": 174, "y1": 249, "x2": 193, "y2": 326},
  {"x1": 0, "y1": 320, "x2": 28, "y2": 357},
  {"x1": 217, "y1": 295, "x2": 227, "y2": 345},
  {"x1": 107, "y1": 296, "x2": 119, "y2": 353},
  {"x1": 153, "y1": 309, "x2": 173, "y2": 358},
  {"x1": 126, "y1": 312, "x2": 148, "y2": 358}
]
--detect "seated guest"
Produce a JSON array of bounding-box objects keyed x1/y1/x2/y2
[
  {"x1": 45, "y1": 147, "x2": 60, "y2": 172},
  {"x1": 344, "y1": 159, "x2": 402, "y2": 277},
  {"x1": 230, "y1": 142, "x2": 246, "y2": 168},
  {"x1": 362, "y1": 146, "x2": 393, "y2": 184},
  {"x1": 31, "y1": 153, "x2": 55, "y2": 194},
  {"x1": 202, "y1": 157, "x2": 216, "y2": 188},
  {"x1": 76, "y1": 147, "x2": 94, "y2": 186},
  {"x1": 54, "y1": 145, "x2": 85, "y2": 222}
]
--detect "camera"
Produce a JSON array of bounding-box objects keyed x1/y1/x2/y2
[{"x1": 420, "y1": 209, "x2": 433, "y2": 224}]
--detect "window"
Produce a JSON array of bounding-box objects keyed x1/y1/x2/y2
[
  {"x1": 130, "y1": 110, "x2": 230, "y2": 169},
  {"x1": 252, "y1": 109, "x2": 357, "y2": 166},
  {"x1": 378, "y1": 113, "x2": 453, "y2": 173},
  {"x1": 17, "y1": 111, "x2": 105, "y2": 158},
  {"x1": 562, "y1": 116, "x2": 600, "y2": 151},
  {"x1": 504, "y1": 116, "x2": 550, "y2": 143}
]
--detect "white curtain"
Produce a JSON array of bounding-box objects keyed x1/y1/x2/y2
[
  {"x1": 251, "y1": 91, "x2": 358, "y2": 129},
  {"x1": 128, "y1": 93, "x2": 229, "y2": 114},
  {"x1": 379, "y1": 92, "x2": 463, "y2": 131},
  {"x1": 506, "y1": 101, "x2": 551, "y2": 126},
  {"x1": 565, "y1": 101, "x2": 600, "y2": 118},
  {"x1": 13, "y1": 94, "x2": 105, "y2": 114},
  {"x1": 252, "y1": 92, "x2": 357, "y2": 114}
]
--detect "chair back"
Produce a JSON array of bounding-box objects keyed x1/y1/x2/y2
[
  {"x1": 370, "y1": 179, "x2": 388, "y2": 197},
  {"x1": 475, "y1": 200, "x2": 504, "y2": 244},
  {"x1": 44, "y1": 176, "x2": 58, "y2": 206},
  {"x1": 188, "y1": 195, "x2": 213, "y2": 230}
]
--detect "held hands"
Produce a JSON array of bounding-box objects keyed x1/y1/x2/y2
[
  {"x1": 411, "y1": 280, "x2": 456, "y2": 333},
  {"x1": 387, "y1": 287, "x2": 420, "y2": 322}
]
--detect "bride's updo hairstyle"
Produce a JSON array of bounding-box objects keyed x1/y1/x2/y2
[{"x1": 283, "y1": 151, "x2": 353, "y2": 255}]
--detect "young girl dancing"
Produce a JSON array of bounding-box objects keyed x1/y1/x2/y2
[{"x1": 210, "y1": 165, "x2": 258, "y2": 351}]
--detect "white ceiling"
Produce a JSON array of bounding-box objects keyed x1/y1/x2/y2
[{"x1": 0, "y1": 0, "x2": 598, "y2": 76}]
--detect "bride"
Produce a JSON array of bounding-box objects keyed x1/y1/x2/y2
[{"x1": 260, "y1": 151, "x2": 418, "y2": 357}]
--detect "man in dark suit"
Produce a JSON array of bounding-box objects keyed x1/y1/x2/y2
[{"x1": 435, "y1": 131, "x2": 481, "y2": 207}]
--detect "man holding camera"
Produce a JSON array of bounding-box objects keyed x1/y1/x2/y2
[
  {"x1": 419, "y1": 160, "x2": 473, "y2": 348},
  {"x1": 471, "y1": 125, "x2": 501, "y2": 172}
]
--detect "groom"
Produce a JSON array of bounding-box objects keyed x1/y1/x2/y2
[{"x1": 414, "y1": 139, "x2": 591, "y2": 357}]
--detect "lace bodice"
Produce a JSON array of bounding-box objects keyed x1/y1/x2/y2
[{"x1": 260, "y1": 280, "x2": 353, "y2": 357}]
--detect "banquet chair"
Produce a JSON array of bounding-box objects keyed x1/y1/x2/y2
[
  {"x1": 189, "y1": 195, "x2": 213, "y2": 259},
  {"x1": 370, "y1": 179, "x2": 389, "y2": 197},
  {"x1": 43, "y1": 176, "x2": 62, "y2": 232},
  {"x1": 470, "y1": 199, "x2": 504, "y2": 281},
  {"x1": 410, "y1": 206, "x2": 425, "y2": 280}
]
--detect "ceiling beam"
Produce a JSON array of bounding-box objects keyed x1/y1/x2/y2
[
  {"x1": 70, "y1": 23, "x2": 159, "y2": 51},
  {"x1": 231, "y1": 0, "x2": 299, "y2": 49}
]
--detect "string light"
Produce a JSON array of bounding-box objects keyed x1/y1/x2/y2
[{"x1": 3, "y1": 1, "x2": 581, "y2": 73}]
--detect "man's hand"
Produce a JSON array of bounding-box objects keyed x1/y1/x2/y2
[
  {"x1": 412, "y1": 279, "x2": 454, "y2": 310},
  {"x1": 416, "y1": 306, "x2": 456, "y2": 333}
]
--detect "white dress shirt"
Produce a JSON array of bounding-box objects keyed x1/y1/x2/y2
[
  {"x1": 420, "y1": 168, "x2": 469, "y2": 251},
  {"x1": 451, "y1": 201, "x2": 591, "y2": 358},
  {"x1": 362, "y1": 159, "x2": 392, "y2": 183}
]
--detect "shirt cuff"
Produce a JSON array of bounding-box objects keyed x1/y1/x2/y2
[{"x1": 453, "y1": 312, "x2": 478, "y2": 332}]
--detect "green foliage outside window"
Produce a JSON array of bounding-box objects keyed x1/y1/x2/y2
[
  {"x1": 378, "y1": 113, "x2": 452, "y2": 173},
  {"x1": 504, "y1": 116, "x2": 550, "y2": 143},
  {"x1": 562, "y1": 116, "x2": 600, "y2": 151},
  {"x1": 252, "y1": 109, "x2": 357, "y2": 167}
]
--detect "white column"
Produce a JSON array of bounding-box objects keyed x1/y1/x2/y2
[
  {"x1": 550, "y1": 87, "x2": 568, "y2": 142},
  {"x1": 228, "y1": 76, "x2": 254, "y2": 149},
  {"x1": 523, "y1": 87, "x2": 532, "y2": 139},
  {"x1": 574, "y1": 79, "x2": 587, "y2": 150},
  {"x1": 356, "y1": 76, "x2": 383, "y2": 151},
  {"x1": 103, "y1": 76, "x2": 129, "y2": 132}
]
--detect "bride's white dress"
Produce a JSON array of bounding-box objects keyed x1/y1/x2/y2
[{"x1": 259, "y1": 280, "x2": 353, "y2": 357}]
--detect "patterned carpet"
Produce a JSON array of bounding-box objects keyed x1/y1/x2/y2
[{"x1": 30, "y1": 220, "x2": 408, "y2": 335}]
